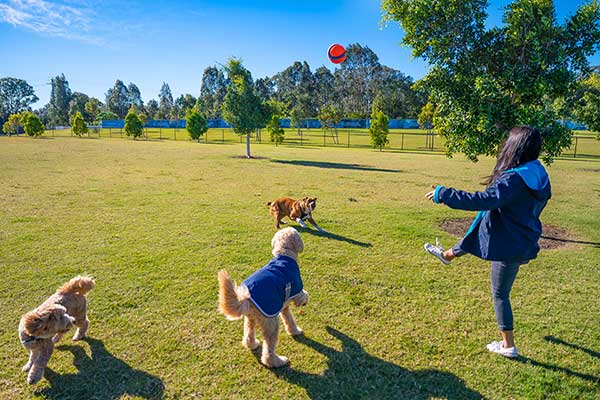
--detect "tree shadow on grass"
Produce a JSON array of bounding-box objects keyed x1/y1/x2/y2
[
  {"x1": 299, "y1": 227, "x2": 372, "y2": 248},
  {"x1": 539, "y1": 236, "x2": 600, "y2": 248},
  {"x1": 511, "y1": 355, "x2": 599, "y2": 383},
  {"x1": 270, "y1": 327, "x2": 482, "y2": 400},
  {"x1": 38, "y1": 337, "x2": 164, "y2": 400},
  {"x1": 271, "y1": 159, "x2": 401, "y2": 173}
]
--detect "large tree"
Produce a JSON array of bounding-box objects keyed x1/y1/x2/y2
[
  {"x1": 199, "y1": 66, "x2": 228, "y2": 119},
  {"x1": 105, "y1": 80, "x2": 130, "y2": 119},
  {"x1": 68, "y1": 92, "x2": 91, "y2": 122},
  {"x1": 158, "y1": 82, "x2": 173, "y2": 119},
  {"x1": 573, "y1": 71, "x2": 600, "y2": 138},
  {"x1": 0, "y1": 78, "x2": 38, "y2": 126},
  {"x1": 49, "y1": 74, "x2": 72, "y2": 126},
  {"x1": 382, "y1": 0, "x2": 600, "y2": 162},
  {"x1": 127, "y1": 83, "x2": 144, "y2": 114},
  {"x1": 222, "y1": 58, "x2": 262, "y2": 158},
  {"x1": 84, "y1": 97, "x2": 103, "y2": 123}
]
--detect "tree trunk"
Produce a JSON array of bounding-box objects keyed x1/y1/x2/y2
[{"x1": 246, "y1": 133, "x2": 252, "y2": 158}]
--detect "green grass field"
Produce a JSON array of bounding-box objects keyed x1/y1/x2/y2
[{"x1": 0, "y1": 137, "x2": 598, "y2": 399}]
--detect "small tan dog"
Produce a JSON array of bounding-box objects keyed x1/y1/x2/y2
[
  {"x1": 218, "y1": 227, "x2": 308, "y2": 368},
  {"x1": 267, "y1": 196, "x2": 325, "y2": 232},
  {"x1": 19, "y1": 276, "x2": 95, "y2": 384}
]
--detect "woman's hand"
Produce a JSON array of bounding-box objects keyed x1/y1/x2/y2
[{"x1": 425, "y1": 185, "x2": 437, "y2": 201}]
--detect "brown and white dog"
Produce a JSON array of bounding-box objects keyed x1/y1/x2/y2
[
  {"x1": 18, "y1": 276, "x2": 95, "y2": 384},
  {"x1": 266, "y1": 196, "x2": 325, "y2": 232},
  {"x1": 218, "y1": 228, "x2": 308, "y2": 368}
]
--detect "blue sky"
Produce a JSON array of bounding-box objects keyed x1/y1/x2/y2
[{"x1": 1, "y1": 0, "x2": 598, "y2": 107}]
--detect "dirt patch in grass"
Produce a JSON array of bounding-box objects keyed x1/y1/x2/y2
[{"x1": 439, "y1": 218, "x2": 575, "y2": 249}]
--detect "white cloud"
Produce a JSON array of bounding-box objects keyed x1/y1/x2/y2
[{"x1": 0, "y1": 0, "x2": 104, "y2": 44}]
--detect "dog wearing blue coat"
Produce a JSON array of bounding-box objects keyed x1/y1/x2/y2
[{"x1": 218, "y1": 228, "x2": 308, "y2": 368}]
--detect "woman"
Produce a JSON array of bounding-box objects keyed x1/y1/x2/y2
[{"x1": 424, "y1": 126, "x2": 552, "y2": 358}]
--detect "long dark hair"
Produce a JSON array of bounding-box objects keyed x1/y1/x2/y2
[{"x1": 487, "y1": 126, "x2": 542, "y2": 186}]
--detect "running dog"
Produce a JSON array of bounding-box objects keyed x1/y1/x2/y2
[
  {"x1": 266, "y1": 196, "x2": 325, "y2": 232},
  {"x1": 218, "y1": 228, "x2": 308, "y2": 368},
  {"x1": 18, "y1": 276, "x2": 95, "y2": 384}
]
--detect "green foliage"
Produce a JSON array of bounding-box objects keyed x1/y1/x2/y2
[
  {"x1": 418, "y1": 102, "x2": 435, "y2": 130},
  {"x1": 2, "y1": 112, "x2": 24, "y2": 135},
  {"x1": 369, "y1": 105, "x2": 389, "y2": 151},
  {"x1": 105, "y1": 80, "x2": 130, "y2": 119},
  {"x1": 71, "y1": 111, "x2": 88, "y2": 137},
  {"x1": 84, "y1": 98, "x2": 103, "y2": 123},
  {"x1": 22, "y1": 111, "x2": 45, "y2": 137},
  {"x1": 382, "y1": 0, "x2": 600, "y2": 163},
  {"x1": 94, "y1": 111, "x2": 119, "y2": 125},
  {"x1": 186, "y1": 110, "x2": 208, "y2": 142},
  {"x1": 318, "y1": 103, "x2": 343, "y2": 130},
  {"x1": 0, "y1": 77, "x2": 38, "y2": 122},
  {"x1": 267, "y1": 114, "x2": 285, "y2": 146},
  {"x1": 574, "y1": 72, "x2": 600, "y2": 139},
  {"x1": 49, "y1": 74, "x2": 72, "y2": 126},
  {"x1": 158, "y1": 82, "x2": 173, "y2": 119},
  {"x1": 124, "y1": 107, "x2": 143, "y2": 139},
  {"x1": 222, "y1": 58, "x2": 262, "y2": 157}
]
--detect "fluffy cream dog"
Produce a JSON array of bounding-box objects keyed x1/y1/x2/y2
[
  {"x1": 218, "y1": 227, "x2": 308, "y2": 368},
  {"x1": 18, "y1": 276, "x2": 95, "y2": 384}
]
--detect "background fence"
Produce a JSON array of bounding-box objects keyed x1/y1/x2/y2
[{"x1": 37, "y1": 126, "x2": 600, "y2": 159}]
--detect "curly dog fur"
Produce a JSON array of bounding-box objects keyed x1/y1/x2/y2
[
  {"x1": 218, "y1": 228, "x2": 308, "y2": 368},
  {"x1": 18, "y1": 276, "x2": 95, "y2": 384}
]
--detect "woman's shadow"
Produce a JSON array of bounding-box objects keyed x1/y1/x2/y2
[
  {"x1": 271, "y1": 327, "x2": 482, "y2": 399},
  {"x1": 38, "y1": 337, "x2": 164, "y2": 400}
]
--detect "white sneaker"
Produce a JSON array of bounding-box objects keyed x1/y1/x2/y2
[
  {"x1": 486, "y1": 340, "x2": 518, "y2": 358},
  {"x1": 424, "y1": 238, "x2": 451, "y2": 265}
]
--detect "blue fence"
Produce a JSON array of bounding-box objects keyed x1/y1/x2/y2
[{"x1": 100, "y1": 118, "x2": 587, "y2": 131}]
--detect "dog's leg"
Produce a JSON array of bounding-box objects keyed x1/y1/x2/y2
[
  {"x1": 306, "y1": 216, "x2": 325, "y2": 232},
  {"x1": 27, "y1": 342, "x2": 53, "y2": 385},
  {"x1": 295, "y1": 218, "x2": 307, "y2": 228},
  {"x1": 22, "y1": 350, "x2": 35, "y2": 372},
  {"x1": 51, "y1": 332, "x2": 65, "y2": 343},
  {"x1": 280, "y1": 306, "x2": 303, "y2": 336},
  {"x1": 73, "y1": 318, "x2": 89, "y2": 341},
  {"x1": 242, "y1": 317, "x2": 260, "y2": 350},
  {"x1": 260, "y1": 317, "x2": 288, "y2": 368}
]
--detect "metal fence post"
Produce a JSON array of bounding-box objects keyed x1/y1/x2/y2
[
  {"x1": 401, "y1": 132, "x2": 404, "y2": 150},
  {"x1": 574, "y1": 136, "x2": 578, "y2": 158},
  {"x1": 222, "y1": 129, "x2": 225, "y2": 143},
  {"x1": 347, "y1": 130, "x2": 350, "y2": 148}
]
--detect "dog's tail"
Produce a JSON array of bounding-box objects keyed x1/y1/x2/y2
[
  {"x1": 218, "y1": 270, "x2": 250, "y2": 320},
  {"x1": 57, "y1": 276, "x2": 95, "y2": 296}
]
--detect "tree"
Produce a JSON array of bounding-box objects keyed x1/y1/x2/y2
[
  {"x1": 175, "y1": 94, "x2": 197, "y2": 117},
  {"x1": 158, "y1": 82, "x2": 173, "y2": 119},
  {"x1": 22, "y1": 111, "x2": 45, "y2": 137},
  {"x1": 34, "y1": 104, "x2": 50, "y2": 126},
  {"x1": 186, "y1": 109, "x2": 208, "y2": 142},
  {"x1": 145, "y1": 99, "x2": 159, "y2": 119},
  {"x1": 49, "y1": 74, "x2": 72, "y2": 126},
  {"x1": 574, "y1": 72, "x2": 600, "y2": 139},
  {"x1": 127, "y1": 83, "x2": 144, "y2": 113},
  {"x1": 71, "y1": 111, "x2": 88, "y2": 137},
  {"x1": 124, "y1": 106, "x2": 143, "y2": 139},
  {"x1": 318, "y1": 103, "x2": 343, "y2": 143},
  {"x1": 267, "y1": 114, "x2": 285, "y2": 146},
  {"x1": 222, "y1": 58, "x2": 262, "y2": 158},
  {"x1": 199, "y1": 66, "x2": 228, "y2": 119},
  {"x1": 0, "y1": 78, "x2": 38, "y2": 128},
  {"x1": 105, "y1": 80, "x2": 130, "y2": 118},
  {"x1": 418, "y1": 102, "x2": 435, "y2": 130},
  {"x1": 94, "y1": 111, "x2": 119, "y2": 125},
  {"x1": 68, "y1": 92, "x2": 91, "y2": 121},
  {"x1": 369, "y1": 104, "x2": 389, "y2": 151},
  {"x1": 84, "y1": 98, "x2": 103, "y2": 123},
  {"x1": 2, "y1": 112, "x2": 24, "y2": 135},
  {"x1": 382, "y1": 0, "x2": 600, "y2": 162}
]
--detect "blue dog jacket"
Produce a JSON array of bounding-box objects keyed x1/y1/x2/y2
[{"x1": 242, "y1": 255, "x2": 303, "y2": 317}]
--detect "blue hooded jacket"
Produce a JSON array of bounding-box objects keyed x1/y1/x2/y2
[
  {"x1": 242, "y1": 255, "x2": 303, "y2": 318},
  {"x1": 433, "y1": 159, "x2": 551, "y2": 262}
]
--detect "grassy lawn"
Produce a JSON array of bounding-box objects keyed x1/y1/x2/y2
[{"x1": 0, "y1": 137, "x2": 598, "y2": 399}]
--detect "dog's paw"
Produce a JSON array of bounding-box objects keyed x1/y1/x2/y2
[
  {"x1": 27, "y1": 372, "x2": 42, "y2": 385},
  {"x1": 262, "y1": 354, "x2": 289, "y2": 368},
  {"x1": 242, "y1": 338, "x2": 260, "y2": 350},
  {"x1": 287, "y1": 327, "x2": 304, "y2": 336},
  {"x1": 22, "y1": 363, "x2": 32, "y2": 372}
]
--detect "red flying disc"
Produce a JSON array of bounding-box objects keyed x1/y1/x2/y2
[{"x1": 328, "y1": 43, "x2": 346, "y2": 64}]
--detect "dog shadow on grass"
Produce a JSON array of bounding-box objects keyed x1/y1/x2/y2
[
  {"x1": 298, "y1": 227, "x2": 372, "y2": 248},
  {"x1": 271, "y1": 159, "x2": 401, "y2": 173},
  {"x1": 38, "y1": 337, "x2": 164, "y2": 400},
  {"x1": 270, "y1": 327, "x2": 482, "y2": 400}
]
